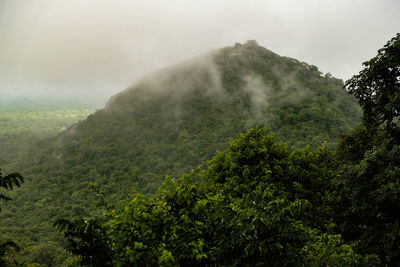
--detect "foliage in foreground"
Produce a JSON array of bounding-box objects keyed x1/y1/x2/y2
[
  {"x1": 335, "y1": 33, "x2": 400, "y2": 265},
  {"x1": 0, "y1": 168, "x2": 23, "y2": 266},
  {"x1": 56, "y1": 128, "x2": 378, "y2": 266}
]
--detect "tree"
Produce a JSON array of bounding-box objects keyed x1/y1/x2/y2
[
  {"x1": 336, "y1": 131, "x2": 400, "y2": 264},
  {"x1": 54, "y1": 218, "x2": 112, "y2": 266},
  {"x1": 20, "y1": 242, "x2": 73, "y2": 267},
  {"x1": 0, "y1": 168, "x2": 24, "y2": 209},
  {"x1": 345, "y1": 33, "x2": 400, "y2": 136},
  {"x1": 57, "y1": 128, "x2": 377, "y2": 266},
  {"x1": 0, "y1": 168, "x2": 24, "y2": 266},
  {"x1": 335, "y1": 33, "x2": 400, "y2": 265}
]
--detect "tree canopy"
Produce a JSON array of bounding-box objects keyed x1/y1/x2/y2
[
  {"x1": 336, "y1": 33, "x2": 400, "y2": 265},
  {"x1": 345, "y1": 33, "x2": 400, "y2": 136},
  {"x1": 55, "y1": 128, "x2": 378, "y2": 266}
]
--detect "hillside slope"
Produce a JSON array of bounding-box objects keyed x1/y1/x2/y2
[{"x1": 4, "y1": 41, "x2": 360, "y2": 245}]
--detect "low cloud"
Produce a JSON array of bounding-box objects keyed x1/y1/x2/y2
[
  {"x1": 0, "y1": 0, "x2": 399, "y2": 103},
  {"x1": 243, "y1": 74, "x2": 272, "y2": 108}
]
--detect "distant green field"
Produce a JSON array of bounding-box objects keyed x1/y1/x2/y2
[{"x1": 0, "y1": 99, "x2": 95, "y2": 165}]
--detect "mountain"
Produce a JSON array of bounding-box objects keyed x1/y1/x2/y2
[{"x1": 3, "y1": 40, "x2": 360, "y2": 246}]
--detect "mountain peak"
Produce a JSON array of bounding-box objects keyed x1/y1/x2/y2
[
  {"x1": 234, "y1": 40, "x2": 259, "y2": 48},
  {"x1": 218, "y1": 40, "x2": 277, "y2": 60}
]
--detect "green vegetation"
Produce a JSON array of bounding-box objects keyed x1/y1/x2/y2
[
  {"x1": 0, "y1": 99, "x2": 94, "y2": 265},
  {"x1": 2, "y1": 34, "x2": 400, "y2": 265},
  {"x1": 0, "y1": 169, "x2": 23, "y2": 266},
  {"x1": 0, "y1": 99, "x2": 94, "y2": 165},
  {"x1": 334, "y1": 33, "x2": 400, "y2": 265},
  {"x1": 52, "y1": 34, "x2": 400, "y2": 266},
  {"x1": 1, "y1": 41, "x2": 361, "y2": 255},
  {"x1": 55, "y1": 128, "x2": 377, "y2": 266},
  {"x1": 1, "y1": 42, "x2": 362, "y2": 265}
]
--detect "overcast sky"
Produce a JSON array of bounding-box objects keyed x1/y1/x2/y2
[{"x1": 0, "y1": 0, "x2": 399, "y2": 104}]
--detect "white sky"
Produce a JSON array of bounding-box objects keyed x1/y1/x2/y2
[{"x1": 0, "y1": 0, "x2": 399, "y2": 103}]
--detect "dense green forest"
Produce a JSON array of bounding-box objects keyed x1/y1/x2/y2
[
  {"x1": 0, "y1": 99, "x2": 95, "y2": 265},
  {"x1": 1, "y1": 41, "x2": 361, "y2": 256},
  {"x1": 1, "y1": 34, "x2": 399, "y2": 265}
]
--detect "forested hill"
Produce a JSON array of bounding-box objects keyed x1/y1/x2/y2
[
  {"x1": 5, "y1": 40, "x2": 360, "y2": 246},
  {"x1": 59, "y1": 40, "x2": 360, "y2": 191}
]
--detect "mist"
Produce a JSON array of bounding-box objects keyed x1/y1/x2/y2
[{"x1": 0, "y1": 0, "x2": 399, "y2": 104}]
